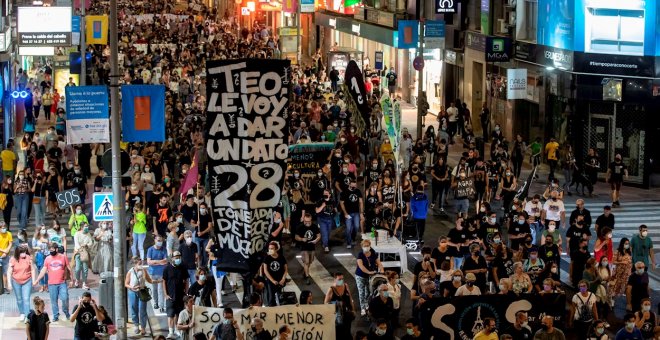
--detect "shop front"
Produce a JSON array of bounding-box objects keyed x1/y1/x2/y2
[
  {"x1": 464, "y1": 31, "x2": 487, "y2": 132},
  {"x1": 314, "y1": 11, "x2": 416, "y2": 101}
]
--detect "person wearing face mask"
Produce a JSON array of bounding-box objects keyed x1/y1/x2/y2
[
  {"x1": 334, "y1": 159, "x2": 356, "y2": 196},
  {"x1": 146, "y1": 235, "x2": 168, "y2": 312},
  {"x1": 368, "y1": 318, "x2": 394, "y2": 340},
  {"x1": 355, "y1": 239, "x2": 384, "y2": 316},
  {"x1": 13, "y1": 170, "x2": 31, "y2": 230},
  {"x1": 248, "y1": 317, "x2": 272, "y2": 340},
  {"x1": 35, "y1": 242, "x2": 71, "y2": 322},
  {"x1": 410, "y1": 185, "x2": 429, "y2": 241},
  {"x1": 499, "y1": 166, "x2": 517, "y2": 211},
  {"x1": 508, "y1": 212, "x2": 531, "y2": 251},
  {"x1": 124, "y1": 256, "x2": 156, "y2": 336},
  {"x1": 324, "y1": 272, "x2": 355, "y2": 338},
  {"x1": 534, "y1": 315, "x2": 566, "y2": 340},
  {"x1": 631, "y1": 225, "x2": 655, "y2": 271},
  {"x1": 163, "y1": 251, "x2": 191, "y2": 339},
  {"x1": 340, "y1": 178, "x2": 364, "y2": 248},
  {"x1": 1, "y1": 177, "x2": 14, "y2": 226},
  {"x1": 210, "y1": 307, "x2": 244, "y2": 340},
  {"x1": 539, "y1": 234, "x2": 561, "y2": 267},
  {"x1": 626, "y1": 262, "x2": 650, "y2": 314},
  {"x1": 72, "y1": 222, "x2": 93, "y2": 289},
  {"x1": 400, "y1": 318, "x2": 424, "y2": 340},
  {"x1": 315, "y1": 189, "x2": 337, "y2": 253},
  {"x1": 430, "y1": 157, "x2": 449, "y2": 213},
  {"x1": 153, "y1": 194, "x2": 173, "y2": 237},
  {"x1": 187, "y1": 267, "x2": 216, "y2": 307},
  {"x1": 615, "y1": 313, "x2": 644, "y2": 340},
  {"x1": 462, "y1": 243, "x2": 488, "y2": 292},
  {"x1": 606, "y1": 153, "x2": 628, "y2": 207},
  {"x1": 262, "y1": 241, "x2": 288, "y2": 307},
  {"x1": 92, "y1": 222, "x2": 113, "y2": 274},
  {"x1": 611, "y1": 238, "x2": 633, "y2": 296},
  {"x1": 595, "y1": 205, "x2": 615, "y2": 237},
  {"x1": 503, "y1": 311, "x2": 532, "y2": 339},
  {"x1": 175, "y1": 295, "x2": 195, "y2": 340},
  {"x1": 310, "y1": 167, "x2": 330, "y2": 203},
  {"x1": 570, "y1": 279, "x2": 599, "y2": 337},
  {"x1": 523, "y1": 247, "x2": 545, "y2": 290},
  {"x1": 447, "y1": 217, "x2": 469, "y2": 269},
  {"x1": 295, "y1": 213, "x2": 321, "y2": 285},
  {"x1": 365, "y1": 158, "x2": 381, "y2": 189},
  {"x1": 569, "y1": 199, "x2": 593, "y2": 230},
  {"x1": 570, "y1": 237, "x2": 591, "y2": 285},
  {"x1": 455, "y1": 272, "x2": 481, "y2": 296},
  {"x1": 368, "y1": 284, "x2": 395, "y2": 332},
  {"x1": 588, "y1": 319, "x2": 610, "y2": 340},
  {"x1": 541, "y1": 190, "x2": 565, "y2": 231},
  {"x1": 633, "y1": 298, "x2": 659, "y2": 340},
  {"x1": 544, "y1": 137, "x2": 560, "y2": 181},
  {"x1": 179, "y1": 230, "x2": 199, "y2": 285},
  {"x1": 594, "y1": 227, "x2": 613, "y2": 265},
  {"x1": 68, "y1": 204, "x2": 89, "y2": 237},
  {"x1": 192, "y1": 202, "x2": 213, "y2": 266},
  {"x1": 7, "y1": 244, "x2": 35, "y2": 322},
  {"x1": 451, "y1": 167, "x2": 474, "y2": 218}
]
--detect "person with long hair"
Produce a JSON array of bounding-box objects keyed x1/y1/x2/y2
[
  {"x1": 7, "y1": 244, "x2": 35, "y2": 322},
  {"x1": 125, "y1": 256, "x2": 156, "y2": 336},
  {"x1": 594, "y1": 227, "x2": 613, "y2": 264},
  {"x1": 32, "y1": 224, "x2": 50, "y2": 292},
  {"x1": 0, "y1": 177, "x2": 14, "y2": 225},
  {"x1": 612, "y1": 238, "x2": 633, "y2": 296}
]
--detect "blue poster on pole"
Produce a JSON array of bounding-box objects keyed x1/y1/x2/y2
[
  {"x1": 121, "y1": 85, "x2": 166, "y2": 142},
  {"x1": 65, "y1": 85, "x2": 110, "y2": 144},
  {"x1": 374, "y1": 51, "x2": 383, "y2": 70}
]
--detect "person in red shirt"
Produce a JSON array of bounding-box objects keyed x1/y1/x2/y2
[
  {"x1": 35, "y1": 242, "x2": 71, "y2": 322},
  {"x1": 7, "y1": 244, "x2": 36, "y2": 322}
]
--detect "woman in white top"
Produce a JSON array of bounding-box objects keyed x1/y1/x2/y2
[
  {"x1": 140, "y1": 165, "x2": 155, "y2": 204},
  {"x1": 71, "y1": 224, "x2": 94, "y2": 289},
  {"x1": 386, "y1": 271, "x2": 402, "y2": 326},
  {"x1": 455, "y1": 273, "x2": 482, "y2": 296},
  {"x1": 124, "y1": 257, "x2": 157, "y2": 336}
]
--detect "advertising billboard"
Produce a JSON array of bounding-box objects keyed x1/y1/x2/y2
[
  {"x1": 17, "y1": 7, "x2": 72, "y2": 46},
  {"x1": 538, "y1": 0, "x2": 660, "y2": 56}
]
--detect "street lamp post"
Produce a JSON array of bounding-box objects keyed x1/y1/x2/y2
[{"x1": 109, "y1": 0, "x2": 127, "y2": 337}]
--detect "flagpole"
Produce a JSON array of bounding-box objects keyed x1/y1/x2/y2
[{"x1": 80, "y1": 2, "x2": 86, "y2": 86}]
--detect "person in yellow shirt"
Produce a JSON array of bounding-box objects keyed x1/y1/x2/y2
[
  {"x1": 0, "y1": 225, "x2": 12, "y2": 293},
  {"x1": 473, "y1": 317, "x2": 499, "y2": 340},
  {"x1": 544, "y1": 137, "x2": 560, "y2": 181},
  {"x1": 0, "y1": 142, "x2": 17, "y2": 179}
]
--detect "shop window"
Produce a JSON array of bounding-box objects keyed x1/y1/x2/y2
[{"x1": 524, "y1": 0, "x2": 537, "y2": 42}]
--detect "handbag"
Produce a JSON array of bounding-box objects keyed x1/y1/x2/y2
[
  {"x1": 78, "y1": 246, "x2": 90, "y2": 262},
  {"x1": 138, "y1": 286, "x2": 152, "y2": 302}
]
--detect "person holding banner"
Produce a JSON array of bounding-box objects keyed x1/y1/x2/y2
[{"x1": 209, "y1": 307, "x2": 244, "y2": 340}]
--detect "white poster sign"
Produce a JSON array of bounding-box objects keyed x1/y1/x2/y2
[
  {"x1": 191, "y1": 305, "x2": 336, "y2": 340},
  {"x1": 507, "y1": 68, "x2": 527, "y2": 100},
  {"x1": 66, "y1": 119, "x2": 110, "y2": 144}
]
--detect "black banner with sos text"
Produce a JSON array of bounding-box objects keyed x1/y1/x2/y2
[{"x1": 206, "y1": 59, "x2": 291, "y2": 273}]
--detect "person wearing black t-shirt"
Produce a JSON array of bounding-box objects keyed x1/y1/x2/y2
[
  {"x1": 262, "y1": 241, "x2": 288, "y2": 306},
  {"x1": 315, "y1": 189, "x2": 337, "y2": 253},
  {"x1": 606, "y1": 154, "x2": 628, "y2": 207},
  {"x1": 163, "y1": 251, "x2": 190, "y2": 339},
  {"x1": 431, "y1": 236, "x2": 455, "y2": 270},
  {"x1": 295, "y1": 214, "x2": 320, "y2": 285},
  {"x1": 179, "y1": 230, "x2": 199, "y2": 284},
  {"x1": 447, "y1": 217, "x2": 469, "y2": 269},
  {"x1": 27, "y1": 297, "x2": 50, "y2": 340},
  {"x1": 193, "y1": 202, "x2": 213, "y2": 266},
  {"x1": 365, "y1": 158, "x2": 381, "y2": 189},
  {"x1": 340, "y1": 178, "x2": 364, "y2": 245},
  {"x1": 179, "y1": 195, "x2": 198, "y2": 227},
  {"x1": 539, "y1": 234, "x2": 561, "y2": 265},
  {"x1": 508, "y1": 212, "x2": 532, "y2": 251},
  {"x1": 310, "y1": 169, "x2": 330, "y2": 203},
  {"x1": 187, "y1": 267, "x2": 216, "y2": 307},
  {"x1": 153, "y1": 194, "x2": 173, "y2": 237},
  {"x1": 594, "y1": 206, "x2": 615, "y2": 236},
  {"x1": 409, "y1": 164, "x2": 426, "y2": 193},
  {"x1": 334, "y1": 165, "x2": 356, "y2": 197},
  {"x1": 365, "y1": 182, "x2": 380, "y2": 214},
  {"x1": 70, "y1": 291, "x2": 98, "y2": 340},
  {"x1": 504, "y1": 311, "x2": 533, "y2": 340},
  {"x1": 566, "y1": 216, "x2": 592, "y2": 257}
]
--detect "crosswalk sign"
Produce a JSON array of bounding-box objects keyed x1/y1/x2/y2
[{"x1": 93, "y1": 193, "x2": 114, "y2": 221}]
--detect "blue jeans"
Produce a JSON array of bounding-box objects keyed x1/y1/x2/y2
[
  {"x1": 455, "y1": 198, "x2": 469, "y2": 216},
  {"x1": 530, "y1": 221, "x2": 543, "y2": 245},
  {"x1": 48, "y1": 282, "x2": 69, "y2": 319},
  {"x1": 11, "y1": 278, "x2": 32, "y2": 316},
  {"x1": 128, "y1": 290, "x2": 148, "y2": 329},
  {"x1": 150, "y1": 274, "x2": 165, "y2": 307},
  {"x1": 454, "y1": 254, "x2": 465, "y2": 270},
  {"x1": 318, "y1": 216, "x2": 334, "y2": 248},
  {"x1": 356, "y1": 276, "x2": 370, "y2": 311},
  {"x1": 14, "y1": 193, "x2": 29, "y2": 230},
  {"x1": 74, "y1": 254, "x2": 89, "y2": 283},
  {"x1": 132, "y1": 232, "x2": 146, "y2": 260},
  {"x1": 188, "y1": 269, "x2": 197, "y2": 285},
  {"x1": 33, "y1": 198, "x2": 46, "y2": 226},
  {"x1": 195, "y1": 237, "x2": 209, "y2": 267},
  {"x1": 344, "y1": 213, "x2": 360, "y2": 246}
]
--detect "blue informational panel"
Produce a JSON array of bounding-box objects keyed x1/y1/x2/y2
[{"x1": 65, "y1": 85, "x2": 110, "y2": 144}]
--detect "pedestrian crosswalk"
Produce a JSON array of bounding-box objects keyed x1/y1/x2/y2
[{"x1": 582, "y1": 200, "x2": 660, "y2": 246}]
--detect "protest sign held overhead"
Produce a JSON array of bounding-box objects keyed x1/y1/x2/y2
[{"x1": 205, "y1": 59, "x2": 291, "y2": 273}]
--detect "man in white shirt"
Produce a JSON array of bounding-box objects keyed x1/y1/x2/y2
[
  {"x1": 446, "y1": 102, "x2": 459, "y2": 144},
  {"x1": 176, "y1": 295, "x2": 195, "y2": 340},
  {"x1": 542, "y1": 190, "x2": 566, "y2": 230}
]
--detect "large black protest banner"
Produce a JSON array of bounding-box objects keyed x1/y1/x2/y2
[
  {"x1": 343, "y1": 60, "x2": 371, "y2": 133},
  {"x1": 206, "y1": 59, "x2": 291, "y2": 273},
  {"x1": 420, "y1": 294, "x2": 565, "y2": 340}
]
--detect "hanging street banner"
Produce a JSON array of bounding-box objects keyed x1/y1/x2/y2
[
  {"x1": 65, "y1": 85, "x2": 110, "y2": 144},
  {"x1": 85, "y1": 15, "x2": 108, "y2": 45},
  {"x1": 121, "y1": 85, "x2": 166, "y2": 142},
  {"x1": 507, "y1": 68, "x2": 527, "y2": 100},
  {"x1": 205, "y1": 59, "x2": 290, "y2": 273},
  {"x1": 420, "y1": 294, "x2": 565, "y2": 339},
  {"x1": 288, "y1": 142, "x2": 335, "y2": 204},
  {"x1": 192, "y1": 305, "x2": 336, "y2": 340}
]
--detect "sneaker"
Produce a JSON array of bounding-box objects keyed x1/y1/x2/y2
[
  {"x1": 439, "y1": 208, "x2": 445, "y2": 213},
  {"x1": 135, "y1": 326, "x2": 141, "y2": 334},
  {"x1": 324, "y1": 247, "x2": 330, "y2": 253},
  {"x1": 64, "y1": 313, "x2": 71, "y2": 320},
  {"x1": 159, "y1": 307, "x2": 166, "y2": 313},
  {"x1": 166, "y1": 332, "x2": 176, "y2": 339},
  {"x1": 153, "y1": 304, "x2": 159, "y2": 310},
  {"x1": 360, "y1": 308, "x2": 366, "y2": 316},
  {"x1": 52, "y1": 316, "x2": 59, "y2": 322},
  {"x1": 82, "y1": 283, "x2": 90, "y2": 290},
  {"x1": 430, "y1": 203, "x2": 435, "y2": 209},
  {"x1": 346, "y1": 245, "x2": 352, "y2": 249},
  {"x1": 19, "y1": 314, "x2": 25, "y2": 322}
]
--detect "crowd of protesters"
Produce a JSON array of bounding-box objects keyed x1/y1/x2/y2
[{"x1": 1, "y1": 0, "x2": 658, "y2": 339}]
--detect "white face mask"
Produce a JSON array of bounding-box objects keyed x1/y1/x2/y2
[
  {"x1": 362, "y1": 246, "x2": 370, "y2": 253},
  {"x1": 185, "y1": 237, "x2": 192, "y2": 245}
]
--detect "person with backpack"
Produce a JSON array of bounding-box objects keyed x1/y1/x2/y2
[
  {"x1": 324, "y1": 272, "x2": 355, "y2": 339},
  {"x1": 410, "y1": 185, "x2": 429, "y2": 242},
  {"x1": 570, "y1": 279, "x2": 599, "y2": 339}
]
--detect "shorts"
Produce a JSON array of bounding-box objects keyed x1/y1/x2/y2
[
  {"x1": 301, "y1": 250, "x2": 315, "y2": 265},
  {"x1": 610, "y1": 180, "x2": 622, "y2": 191},
  {"x1": 455, "y1": 198, "x2": 470, "y2": 214},
  {"x1": 166, "y1": 298, "x2": 183, "y2": 318}
]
